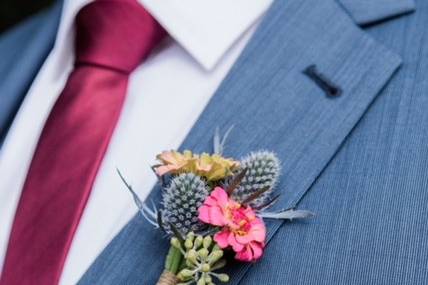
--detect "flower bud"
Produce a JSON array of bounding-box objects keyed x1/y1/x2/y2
[
  {"x1": 201, "y1": 263, "x2": 211, "y2": 272},
  {"x1": 186, "y1": 231, "x2": 195, "y2": 241},
  {"x1": 197, "y1": 278, "x2": 206, "y2": 285},
  {"x1": 184, "y1": 238, "x2": 193, "y2": 249},
  {"x1": 194, "y1": 235, "x2": 203, "y2": 248},
  {"x1": 186, "y1": 249, "x2": 198, "y2": 265},
  {"x1": 211, "y1": 259, "x2": 226, "y2": 270},
  {"x1": 203, "y1": 236, "x2": 212, "y2": 249},
  {"x1": 208, "y1": 250, "x2": 223, "y2": 265},
  {"x1": 217, "y1": 273, "x2": 230, "y2": 282},
  {"x1": 205, "y1": 275, "x2": 212, "y2": 283},
  {"x1": 171, "y1": 237, "x2": 181, "y2": 249},
  {"x1": 198, "y1": 248, "x2": 209, "y2": 259},
  {"x1": 177, "y1": 269, "x2": 194, "y2": 280}
]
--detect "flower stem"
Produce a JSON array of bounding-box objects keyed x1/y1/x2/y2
[
  {"x1": 156, "y1": 271, "x2": 178, "y2": 285},
  {"x1": 158, "y1": 245, "x2": 183, "y2": 285},
  {"x1": 169, "y1": 246, "x2": 183, "y2": 274},
  {"x1": 165, "y1": 245, "x2": 175, "y2": 271}
]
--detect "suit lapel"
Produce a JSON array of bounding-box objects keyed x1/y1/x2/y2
[
  {"x1": 338, "y1": 0, "x2": 415, "y2": 25},
  {"x1": 0, "y1": 1, "x2": 62, "y2": 145},
  {"x1": 79, "y1": 0, "x2": 402, "y2": 284}
]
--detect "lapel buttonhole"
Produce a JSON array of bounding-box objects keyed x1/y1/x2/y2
[{"x1": 303, "y1": 64, "x2": 342, "y2": 97}]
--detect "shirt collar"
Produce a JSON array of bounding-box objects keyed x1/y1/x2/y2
[
  {"x1": 60, "y1": 0, "x2": 273, "y2": 70},
  {"x1": 139, "y1": 0, "x2": 273, "y2": 70}
]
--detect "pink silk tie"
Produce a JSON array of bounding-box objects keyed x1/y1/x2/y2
[{"x1": 0, "y1": 1, "x2": 165, "y2": 284}]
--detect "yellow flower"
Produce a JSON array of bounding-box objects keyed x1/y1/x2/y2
[
  {"x1": 155, "y1": 150, "x2": 194, "y2": 176},
  {"x1": 197, "y1": 153, "x2": 239, "y2": 181},
  {"x1": 154, "y1": 150, "x2": 239, "y2": 181}
]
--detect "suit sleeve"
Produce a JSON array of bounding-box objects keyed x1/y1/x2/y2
[{"x1": 337, "y1": 0, "x2": 415, "y2": 25}]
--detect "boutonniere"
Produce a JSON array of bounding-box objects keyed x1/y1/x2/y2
[{"x1": 119, "y1": 127, "x2": 314, "y2": 285}]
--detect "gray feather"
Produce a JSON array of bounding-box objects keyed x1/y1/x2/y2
[
  {"x1": 259, "y1": 209, "x2": 315, "y2": 221},
  {"x1": 213, "y1": 125, "x2": 234, "y2": 155}
]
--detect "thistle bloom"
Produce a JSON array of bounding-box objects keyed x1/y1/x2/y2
[
  {"x1": 155, "y1": 150, "x2": 239, "y2": 181},
  {"x1": 198, "y1": 187, "x2": 266, "y2": 262}
]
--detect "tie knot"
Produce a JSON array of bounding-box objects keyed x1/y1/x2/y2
[{"x1": 75, "y1": 0, "x2": 165, "y2": 73}]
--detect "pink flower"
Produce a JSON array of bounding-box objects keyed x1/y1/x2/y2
[{"x1": 198, "y1": 187, "x2": 266, "y2": 262}]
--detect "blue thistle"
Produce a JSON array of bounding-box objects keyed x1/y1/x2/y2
[
  {"x1": 232, "y1": 151, "x2": 281, "y2": 207},
  {"x1": 162, "y1": 173, "x2": 209, "y2": 235}
]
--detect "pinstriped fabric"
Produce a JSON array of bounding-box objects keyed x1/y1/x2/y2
[
  {"x1": 240, "y1": 0, "x2": 428, "y2": 284},
  {"x1": 338, "y1": 0, "x2": 415, "y2": 25}
]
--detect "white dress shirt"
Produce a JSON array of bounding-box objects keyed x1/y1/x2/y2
[{"x1": 0, "y1": 0, "x2": 272, "y2": 284}]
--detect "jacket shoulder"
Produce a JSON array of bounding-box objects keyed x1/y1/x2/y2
[
  {"x1": 0, "y1": 1, "x2": 62, "y2": 142},
  {"x1": 0, "y1": 3, "x2": 61, "y2": 74}
]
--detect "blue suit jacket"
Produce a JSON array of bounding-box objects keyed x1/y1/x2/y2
[{"x1": 1, "y1": 0, "x2": 426, "y2": 284}]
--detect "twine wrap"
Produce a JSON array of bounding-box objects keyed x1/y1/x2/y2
[{"x1": 156, "y1": 271, "x2": 178, "y2": 285}]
